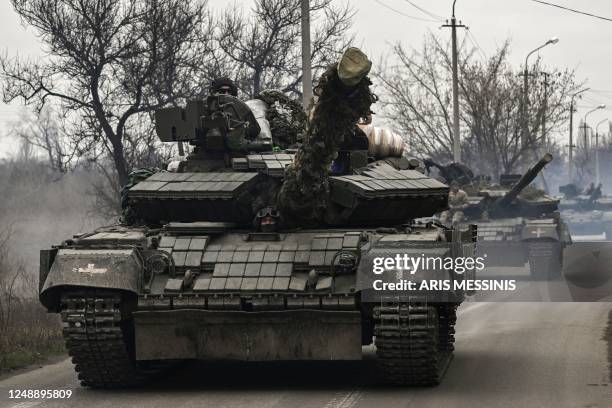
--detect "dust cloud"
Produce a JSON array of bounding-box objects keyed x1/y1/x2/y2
[{"x1": 0, "y1": 159, "x2": 111, "y2": 275}]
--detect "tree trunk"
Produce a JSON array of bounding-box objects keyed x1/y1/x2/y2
[
  {"x1": 110, "y1": 138, "x2": 129, "y2": 187},
  {"x1": 253, "y1": 68, "x2": 262, "y2": 98}
]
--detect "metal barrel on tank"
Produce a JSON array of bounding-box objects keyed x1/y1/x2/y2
[{"x1": 358, "y1": 124, "x2": 405, "y2": 159}]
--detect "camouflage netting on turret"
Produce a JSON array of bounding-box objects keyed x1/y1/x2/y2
[
  {"x1": 277, "y1": 64, "x2": 376, "y2": 225},
  {"x1": 256, "y1": 90, "x2": 307, "y2": 149},
  {"x1": 518, "y1": 185, "x2": 546, "y2": 200}
]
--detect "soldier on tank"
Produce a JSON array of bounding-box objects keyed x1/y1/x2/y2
[
  {"x1": 440, "y1": 180, "x2": 469, "y2": 225},
  {"x1": 585, "y1": 182, "x2": 596, "y2": 196},
  {"x1": 210, "y1": 77, "x2": 239, "y2": 96},
  {"x1": 590, "y1": 183, "x2": 603, "y2": 202},
  {"x1": 253, "y1": 206, "x2": 281, "y2": 232}
]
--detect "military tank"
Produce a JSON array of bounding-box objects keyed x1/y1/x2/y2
[
  {"x1": 558, "y1": 183, "x2": 612, "y2": 240},
  {"x1": 38, "y1": 49, "x2": 476, "y2": 388},
  {"x1": 426, "y1": 154, "x2": 571, "y2": 279}
]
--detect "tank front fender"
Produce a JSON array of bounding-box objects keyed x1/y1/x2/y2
[{"x1": 40, "y1": 248, "x2": 143, "y2": 311}]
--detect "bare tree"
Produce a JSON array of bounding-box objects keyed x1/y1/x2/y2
[
  {"x1": 1, "y1": 0, "x2": 216, "y2": 187},
  {"x1": 376, "y1": 34, "x2": 580, "y2": 178},
  {"x1": 375, "y1": 36, "x2": 463, "y2": 161},
  {"x1": 9, "y1": 107, "x2": 73, "y2": 173},
  {"x1": 0, "y1": 224, "x2": 20, "y2": 341},
  {"x1": 216, "y1": 0, "x2": 354, "y2": 98},
  {"x1": 460, "y1": 43, "x2": 579, "y2": 178}
]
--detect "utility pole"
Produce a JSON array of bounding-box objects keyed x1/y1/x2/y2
[
  {"x1": 538, "y1": 72, "x2": 550, "y2": 193},
  {"x1": 541, "y1": 72, "x2": 549, "y2": 145},
  {"x1": 522, "y1": 65, "x2": 529, "y2": 172},
  {"x1": 595, "y1": 118, "x2": 607, "y2": 185},
  {"x1": 583, "y1": 120, "x2": 588, "y2": 154},
  {"x1": 522, "y1": 37, "x2": 558, "y2": 172},
  {"x1": 301, "y1": 0, "x2": 312, "y2": 111},
  {"x1": 442, "y1": 1, "x2": 465, "y2": 163},
  {"x1": 595, "y1": 131, "x2": 600, "y2": 185},
  {"x1": 569, "y1": 100, "x2": 574, "y2": 180},
  {"x1": 569, "y1": 88, "x2": 589, "y2": 182},
  {"x1": 583, "y1": 105, "x2": 606, "y2": 160}
]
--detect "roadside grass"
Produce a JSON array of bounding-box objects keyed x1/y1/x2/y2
[
  {"x1": 0, "y1": 298, "x2": 64, "y2": 374},
  {"x1": 1, "y1": 342, "x2": 65, "y2": 373}
]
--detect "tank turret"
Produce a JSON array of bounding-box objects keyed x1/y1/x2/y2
[
  {"x1": 491, "y1": 153, "x2": 553, "y2": 212},
  {"x1": 423, "y1": 159, "x2": 474, "y2": 186}
]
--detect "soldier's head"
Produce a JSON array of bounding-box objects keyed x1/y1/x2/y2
[
  {"x1": 450, "y1": 180, "x2": 460, "y2": 193},
  {"x1": 254, "y1": 206, "x2": 280, "y2": 232},
  {"x1": 210, "y1": 77, "x2": 238, "y2": 97}
]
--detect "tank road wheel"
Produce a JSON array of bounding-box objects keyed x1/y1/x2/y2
[
  {"x1": 374, "y1": 303, "x2": 453, "y2": 386},
  {"x1": 60, "y1": 290, "x2": 163, "y2": 388}
]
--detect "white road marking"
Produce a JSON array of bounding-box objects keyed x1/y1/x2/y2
[
  {"x1": 10, "y1": 402, "x2": 42, "y2": 408},
  {"x1": 457, "y1": 302, "x2": 489, "y2": 315},
  {"x1": 323, "y1": 390, "x2": 364, "y2": 408}
]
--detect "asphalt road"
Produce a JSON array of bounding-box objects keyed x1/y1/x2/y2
[{"x1": 0, "y1": 302, "x2": 610, "y2": 408}]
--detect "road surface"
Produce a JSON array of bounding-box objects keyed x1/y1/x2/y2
[{"x1": 0, "y1": 302, "x2": 610, "y2": 408}]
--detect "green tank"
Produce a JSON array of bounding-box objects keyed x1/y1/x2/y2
[
  {"x1": 558, "y1": 183, "x2": 612, "y2": 240},
  {"x1": 39, "y1": 49, "x2": 476, "y2": 388},
  {"x1": 426, "y1": 154, "x2": 571, "y2": 279}
]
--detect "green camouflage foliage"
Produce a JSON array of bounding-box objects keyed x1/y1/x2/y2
[
  {"x1": 256, "y1": 90, "x2": 307, "y2": 149},
  {"x1": 277, "y1": 64, "x2": 376, "y2": 225}
]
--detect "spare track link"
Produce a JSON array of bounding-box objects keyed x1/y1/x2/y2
[
  {"x1": 527, "y1": 241, "x2": 562, "y2": 279},
  {"x1": 374, "y1": 302, "x2": 454, "y2": 386},
  {"x1": 61, "y1": 290, "x2": 154, "y2": 388}
]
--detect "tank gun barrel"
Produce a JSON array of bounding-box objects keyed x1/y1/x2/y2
[{"x1": 494, "y1": 153, "x2": 553, "y2": 209}]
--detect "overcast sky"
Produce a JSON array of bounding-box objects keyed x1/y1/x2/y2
[{"x1": 1, "y1": 0, "x2": 612, "y2": 157}]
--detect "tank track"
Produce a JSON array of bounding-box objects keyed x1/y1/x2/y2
[
  {"x1": 438, "y1": 304, "x2": 458, "y2": 353},
  {"x1": 60, "y1": 290, "x2": 161, "y2": 388},
  {"x1": 374, "y1": 302, "x2": 454, "y2": 386}
]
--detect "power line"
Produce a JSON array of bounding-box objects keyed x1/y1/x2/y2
[
  {"x1": 458, "y1": 30, "x2": 469, "y2": 51},
  {"x1": 402, "y1": 0, "x2": 445, "y2": 21},
  {"x1": 373, "y1": 0, "x2": 440, "y2": 22},
  {"x1": 581, "y1": 97, "x2": 608, "y2": 107},
  {"x1": 576, "y1": 105, "x2": 612, "y2": 111},
  {"x1": 466, "y1": 28, "x2": 487, "y2": 60},
  {"x1": 531, "y1": 0, "x2": 612, "y2": 23},
  {"x1": 584, "y1": 93, "x2": 612, "y2": 103}
]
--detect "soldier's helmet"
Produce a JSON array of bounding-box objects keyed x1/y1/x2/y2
[{"x1": 210, "y1": 77, "x2": 238, "y2": 97}]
